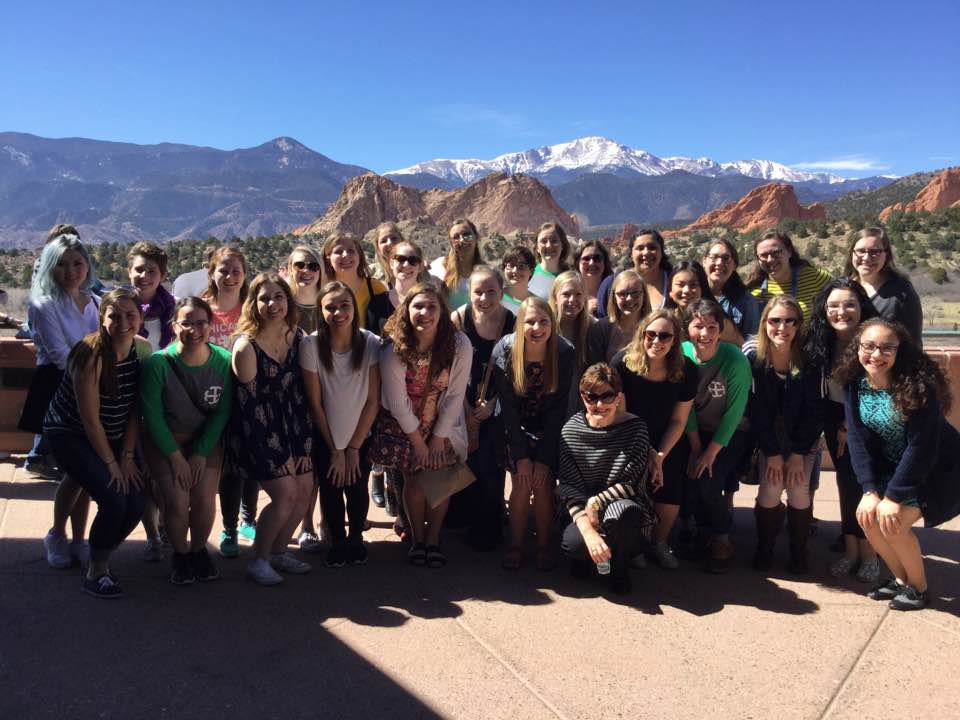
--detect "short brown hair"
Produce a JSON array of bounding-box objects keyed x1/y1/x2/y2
[
  {"x1": 127, "y1": 241, "x2": 168, "y2": 276},
  {"x1": 46, "y1": 223, "x2": 79, "y2": 242},
  {"x1": 579, "y1": 362, "x2": 622, "y2": 395}
]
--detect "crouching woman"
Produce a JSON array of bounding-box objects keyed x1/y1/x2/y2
[{"x1": 557, "y1": 363, "x2": 657, "y2": 594}]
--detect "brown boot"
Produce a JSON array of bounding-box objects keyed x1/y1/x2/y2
[
  {"x1": 704, "y1": 538, "x2": 735, "y2": 574},
  {"x1": 787, "y1": 505, "x2": 812, "y2": 574},
  {"x1": 753, "y1": 504, "x2": 784, "y2": 572}
]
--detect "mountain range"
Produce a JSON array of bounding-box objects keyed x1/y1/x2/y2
[{"x1": 0, "y1": 132, "x2": 899, "y2": 247}]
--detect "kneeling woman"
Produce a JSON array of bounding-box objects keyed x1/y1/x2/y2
[
  {"x1": 557, "y1": 363, "x2": 656, "y2": 594},
  {"x1": 370, "y1": 282, "x2": 472, "y2": 567},
  {"x1": 301, "y1": 282, "x2": 381, "y2": 567},
  {"x1": 493, "y1": 296, "x2": 575, "y2": 570},
  {"x1": 231, "y1": 273, "x2": 316, "y2": 586},
  {"x1": 835, "y1": 319, "x2": 960, "y2": 610},
  {"x1": 141, "y1": 297, "x2": 233, "y2": 585},
  {"x1": 747, "y1": 296, "x2": 824, "y2": 574},
  {"x1": 43, "y1": 289, "x2": 153, "y2": 598}
]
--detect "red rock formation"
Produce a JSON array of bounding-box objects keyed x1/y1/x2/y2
[
  {"x1": 879, "y1": 167, "x2": 960, "y2": 221},
  {"x1": 294, "y1": 172, "x2": 578, "y2": 239},
  {"x1": 680, "y1": 183, "x2": 826, "y2": 233}
]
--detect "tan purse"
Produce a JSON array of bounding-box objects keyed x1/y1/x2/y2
[{"x1": 411, "y1": 462, "x2": 476, "y2": 509}]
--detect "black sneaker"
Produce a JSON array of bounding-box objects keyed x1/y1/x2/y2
[
  {"x1": 867, "y1": 577, "x2": 902, "y2": 601},
  {"x1": 325, "y1": 544, "x2": 347, "y2": 568},
  {"x1": 346, "y1": 541, "x2": 368, "y2": 566},
  {"x1": 82, "y1": 573, "x2": 124, "y2": 599},
  {"x1": 191, "y1": 548, "x2": 219, "y2": 582},
  {"x1": 170, "y1": 553, "x2": 196, "y2": 585},
  {"x1": 889, "y1": 585, "x2": 930, "y2": 611}
]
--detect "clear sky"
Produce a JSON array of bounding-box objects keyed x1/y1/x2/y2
[{"x1": 2, "y1": 1, "x2": 957, "y2": 177}]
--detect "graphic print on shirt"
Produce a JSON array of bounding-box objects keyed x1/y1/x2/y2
[
  {"x1": 707, "y1": 380, "x2": 726, "y2": 399},
  {"x1": 203, "y1": 385, "x2": 223, "y2": 406}
]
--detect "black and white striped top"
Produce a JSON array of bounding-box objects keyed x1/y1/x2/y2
[
  {"x1": 44, "y1": 344, "x2": 141, "y2": 441},
  {"x1": 556, "y1": 412, "x2": 652, "y2": 522}
]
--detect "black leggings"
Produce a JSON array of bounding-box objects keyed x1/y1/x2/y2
[
  {"x1": 218, "y1": 445, "x2": 259, "y2": 531},
  {"x1": 561, "y1": 499, "x2": 650, "y2": 567},
  {"x1": 824, "y1": 408, "x2": 865, "y2": 538},
  {"x1": 462, "y1": 417, "x2": 506, "y2": 546},
  {"x1": 315, "y1": 441, "x2": 371, "y2": 545},
  {"x1": 46, "y1": 432, "x2": 145, "y2": 552}
]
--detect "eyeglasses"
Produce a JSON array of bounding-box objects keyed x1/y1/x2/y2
[
  {"x1": 853, "y1": 248, "x2": 885, "y2": 259},
  {"x1": 581, "y1": 390, "x2": 618, "y2": 405},
  {"x1": 176, "y1": 320, "x2": 210, "y2": 330},
  {"x1": 452, "y1": 232, "x2": 474, "y2": 241},
  {"x1": 394, "y1": 254, "x2": 421, "y2": 266},
  {"x1": 826, "y1": 301, "x2": 859, "y2": 313},
  {"x1": 580, "y1": 255, "x2": 604, "y2": 264},
  {"x1": 615, "y1": 289, "x2": 643, "y2": 300},
  {"x1": 643, "y1": 330, "x2": 674, "y2": 343},
  {"x1": 706, "y1": 253, "x2": 733, "y2": 264},
  {"x1": 859, "y1": 341, "x2": 899, "y2": 356},
  {"x1": 766, "y1": 317, "x2": 799, "y2": 327},
  {"x1": 292, "y1": 261, "x2": 321, "y2": 272},
  {"x1": 504, "y1": 262, "x2": 530, "y2": 272},
  {"x1": 758, "y1": 249, "x2": 784, "y2": 260}
]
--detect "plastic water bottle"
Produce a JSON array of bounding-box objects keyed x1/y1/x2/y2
[{"x1": 596, "y1": 561, "x2": 611, "y2": 575}]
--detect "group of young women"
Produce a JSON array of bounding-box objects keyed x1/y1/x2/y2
[{"x1": 24, "y1": 220, "x2": 958, "y2": 608}]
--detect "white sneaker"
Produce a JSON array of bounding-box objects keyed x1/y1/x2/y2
[
  {"x1": 143, "y1": 538, "x2": 164, "y2": 563},
  {"x1": 43, "y1": 531, "x2": 72, "y2": 569},
  {"x1": 246, "y1": 557, "x2": 284, "y2": 586},
  {"x1": 270, "y1": 552, "x2": 311, "y2": 575},
  {"x1": 70, "y1": 540, "x2": 91, "y2": 567},
  {"x1": 856, "y1": 556, "x2": 881, "y2": 584},
  {"x1": 297, "y1": 531, "x2": 325, "y2": 553},
  {"x1": 651, "y1": 542, "x2": 680, "y2": 570}
]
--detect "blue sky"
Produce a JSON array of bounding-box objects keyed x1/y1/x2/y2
[{"x1": 1, "y1": 1, "x2": 957, "y2": 177}]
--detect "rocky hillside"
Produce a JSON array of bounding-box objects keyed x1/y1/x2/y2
[
  {"x1": 294, "y1": 172, "x2": 578, "y2": 239},
  {"x1": 880, "y1": 167, "x2": 960, "y2": 220},
  {"x1": 677, "y1": 183, "x2": 826, "y2": 233},
  {"x1": 823, "y1": 170, "x2": 943, "y2": 219}
]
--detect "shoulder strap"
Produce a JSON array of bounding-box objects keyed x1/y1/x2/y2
[
  {"x1": 165, "y1": 353, "x2": 212, "y2": 415},
  {"x1": 476, "y1": 312, "x2": 507, "y2": 402}
]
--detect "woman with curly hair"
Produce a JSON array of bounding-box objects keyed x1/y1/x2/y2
[
  {"x1": 574, "y1": 240, "x2": 612, "y2": 316},
  {"x1": 834, "y1": 318, "x2": 960, "y2": 610},
  {"x1": 747, "y1": 296, "x2": 824, "y2": 574},
  {"x1": 612, "y1": 309, "x2": 696, "y2": 570},
  {"x1": 368, "y1": 282, "x2": 472, "y2": 567},
  {"x1": 231, "y1": 273, "x2": 315, "y2": 586},
  {"x1": 528, "y1": 222, "x2": 573, "y2": 299},
  {"x1": 493, "y1": 296, "x2": 575, "y2": 571},
  {"x1": 844, "y1": 227, "x2": 923, "y2": 343},
  {"x1": 804, "y1": 278, "x2": 879, "y2": 582},
  {"x1": 429, "y1": 219, "x2": 484, "y2": 310}
]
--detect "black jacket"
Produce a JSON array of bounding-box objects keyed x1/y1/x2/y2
[{"x1": 746, "y1": 351, "x2": 824, "y2": 458}]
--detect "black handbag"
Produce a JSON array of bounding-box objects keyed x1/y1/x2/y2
[{"x1": 18, "y1": 364, "x2": 64, "y2": 433}]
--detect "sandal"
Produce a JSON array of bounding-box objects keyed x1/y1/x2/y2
[
  {"x1": 425, "y1": 545, "x2": 447, "y2": 568},
  {"x1": 408, "y1": 542, "x2": 427, "y2": 566},
  {"x1": 501, "y1": 546, "x2": 524, "y2": 570},
  {"x1": 536, "y1": 547, "x2": 557, "y2": 572}
]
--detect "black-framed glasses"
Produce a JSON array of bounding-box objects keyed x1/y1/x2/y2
[
  {"x1": 581, "y1": 390, "x2": 618, "y2": 405},
  {"x1": 643, "y1": 330, "x2": 674, "y2": 342},
  {"x1": 766, "y1": 317, "x2": 799, "y2": 327},
  {"x1": 758, "y1": 249, "x2": 784, "y2": 260},
  {"x1": 853, "y1": 248, "x2": 885, "y2": 259},
  {"x1": 504, "y1": 262, "x2": 530, "y2": 272},
  {"x1": 859, "y1": 341, "x2": 898, "y2": 356},
  {"x1": 705, "y1": 253, "x2": 732, "y2": 264},
  {"x1": 394, "y1": 254, "x2": 421, "y2": 266},
  {"x1": 293, "y1": 261, "x2": 321, "y2": 272},
  {"x1": 580, "y1": 255, "x2": 604, "y2": 264},
  {"x1": 615, "y1": 289, "x2": 643, "y2": 300},
  {"x1": 176, "y1": 320, "x2": 210, "y2": 330}
]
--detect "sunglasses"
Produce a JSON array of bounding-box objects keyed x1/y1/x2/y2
[
  {"x1": 766, "y1": 317, "x2": 799, "y2": 327},
  {"x1": 452, "y1": 232, "x2": 474, "y2": 241},
  {"x1": 581, "y1": 390, "x2": 618, "y2": 405},
  {"x1": 643, "y1": 330, "x2": 674, "y2": 342},
  {"x1": 393, "y1": 254, "x2": 421, "y2": 266},
  {"x1": 292, "y1": 261, "x2": 321, "y2": 272},
  {"x1": 580, "y1": 255, "x2": 604, "y2": 264}
]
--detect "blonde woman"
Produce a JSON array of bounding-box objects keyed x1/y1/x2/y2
[
  {"x1": 285, "y1": 245, "x2": 325, "y2": 335},
  {"x1": 492, "y1": 296, "x2": 575, "y2": 570},
  {"x1": 549, "y1": 270, "x2": 594, "y2": 416},
  {"x1": 372, "y1": 221, "x2": 404, "y2": 285},
  {"x1": 429, "y1": 219, "x2": 483, "y2": 310},
  {"x1": 587, "y1": 270, "x2": 649, "y2": 364}
]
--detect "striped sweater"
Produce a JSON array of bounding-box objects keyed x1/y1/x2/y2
[{"x1": 556, "y1": 412, "x2": 651, "y2": 522}]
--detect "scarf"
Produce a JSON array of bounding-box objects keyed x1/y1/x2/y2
[{"x1": 138, "y1": 284, "x2": 176, "y2": 347}]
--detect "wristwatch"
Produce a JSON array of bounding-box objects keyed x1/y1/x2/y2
[{"x1": 587, "y1": 497, "x2": 602, "y2": 512}]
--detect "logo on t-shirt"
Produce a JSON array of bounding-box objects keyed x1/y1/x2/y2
[
  {"x1": 204, "y1": 385, "x2": 223, "y2": 406},
  {"x1": 707, "y1": 380, "x2": 726, "y2": 399}
]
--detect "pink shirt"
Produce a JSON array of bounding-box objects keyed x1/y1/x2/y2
[{"x1": 209, "y1": 305, "x2": 241, "y2": 349}]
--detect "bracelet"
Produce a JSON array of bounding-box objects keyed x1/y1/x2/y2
[
  {"x1": 105, "y1": 458, "x2": 118, "y2": 466},
  {"x1": 122, "y1": 450, "x2": 136, "y2": 459}
]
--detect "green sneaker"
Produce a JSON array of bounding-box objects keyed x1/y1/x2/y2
[
  {"x1": 219, "y1": 529, "x2": 239, "y2": 558},
  {"x1": 238, "y1": 522, "x2": 257, "y2": 544}
]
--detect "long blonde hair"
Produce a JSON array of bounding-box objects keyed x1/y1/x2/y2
[
  {"x1": 374, "y1": 221, "x2": 404, "y2": 284},
  {"x1": 756, "y1": 295, "x2": 804, "y2": 374},
  {"x1": 511, "y1": 296, "x2": 559, "y2": 395},
  {"x1": 623, "y1": 309, "x2": 685, "y2": 382},
  {"x1": 549, "y1": 270, "x2": 590, "y2": 369},
  {"x1": 443, "y1": 218, "x2": 483, "y2": 293},
  {"x1": 285, "y1": 245, "x2": 325, "y2": 295},
  {"x1": 235, "y1": 272, "x2": 299, "y2": 339},
  {"x1": 606, "y1": 269, "x2": 650, "y2": 323}
]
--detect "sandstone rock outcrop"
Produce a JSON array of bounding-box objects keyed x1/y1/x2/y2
[
  {"x1": 680, "y1": 183, "x2": 826, "y2": 233},
  {"x1": 294, "y1": 172, "x2": 578, "y2": 239},
  {"x1": 879, "y1": 167, "x2": 960, "y2": 221}
]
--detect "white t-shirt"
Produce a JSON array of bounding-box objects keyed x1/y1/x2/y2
[
  {"x1": 142, "y1": 317, "x2": 164, "y2": 352},
  {"x1": 172, "y1": 269, "x2": 209, "y2": 299},
  {"x1": 528, "y1": 264, "x2": 557, "y2": 299},
  {"x1": 299, "y1": 329, "x2": 380, "y2": 450}
]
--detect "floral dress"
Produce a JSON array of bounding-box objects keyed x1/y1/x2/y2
[
  {"x1": 369, "y1": 351, "x2": 458, "y2": 474},
  {"x1": 232, "y1": 328, "x2": 314, "y2": 481}
]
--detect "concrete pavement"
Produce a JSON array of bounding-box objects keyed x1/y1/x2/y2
[{"x1": 1, "y1": 457, "x2": 958, "y2": 719}]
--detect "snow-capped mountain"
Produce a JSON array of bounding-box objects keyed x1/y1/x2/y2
[{"x1": 387, "y1": 136, "x2": 845, "y2": 187}]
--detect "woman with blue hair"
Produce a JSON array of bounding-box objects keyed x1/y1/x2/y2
[{"x1": 20, "y1": 228, "x2": 102, "y2": 569}]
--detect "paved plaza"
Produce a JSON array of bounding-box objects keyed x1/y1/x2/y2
[{"x1": 1, "y1": 457, "x2": 958, "y2": 719}]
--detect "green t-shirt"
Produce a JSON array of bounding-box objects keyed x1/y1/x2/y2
[{"x1": 682, "y1": 340, "x2": 750, "y2": 446}]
